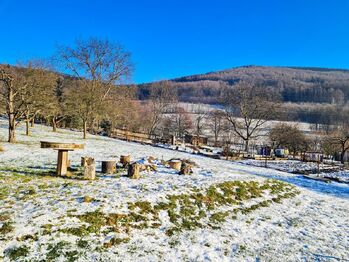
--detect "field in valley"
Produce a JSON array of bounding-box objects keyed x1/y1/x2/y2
[{"x1": 0, "y1": 120, "x2": 348, "y2": 261}]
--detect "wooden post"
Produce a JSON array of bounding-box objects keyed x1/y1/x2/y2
[
  {"x1": 102, "y1": 161, "x2": 116, "y2": 174},
  {"x1": 57, "y1": 150, "x2": 69, "y2": 176}
]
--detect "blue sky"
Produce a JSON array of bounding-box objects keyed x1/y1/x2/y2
[{"x1": 0, "y1": 0, "x2": 348, "y2": 83}]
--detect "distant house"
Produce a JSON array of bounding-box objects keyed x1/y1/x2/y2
[
  {"x1": 184, "y1": 134, "x2": 208, "y2": 146},
  {"x1": 274, "y1": 148, "x2": 289, "y2": 158},
  {"x1": 258, "y1": 146, "x2": 272, "y2": 156},
  {"x1": 304, "y1": 151, "x2": 323, "y2": 162}
]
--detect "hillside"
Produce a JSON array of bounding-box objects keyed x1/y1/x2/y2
[
  {"x1": 137, "y1": 66, "x2": 349, "y2": 125},
  {"x1": 0, "y1": 120, "x2": 348, "y2": 260},
  {"x1": 143, "y1": 66, "x2": 349, "y2": 103}
]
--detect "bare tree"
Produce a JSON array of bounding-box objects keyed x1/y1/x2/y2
[
  {"x1": 324, "y1": 125, "x2": 349, "y2": 163},
  {"x1": 20, "y1": 63, "x2": 58, "y2": 135},
  {"x1": 223, "y1": 81, "x2": 278, "y2": 152},
  {"x1": 192, "y1": 104, "x2": 207, "y2": 139},
  {"x1": 207, "y1": 110, "x2": 225, "y2": 146},
  {"x1": 55, "y1": 37, "x2": 133, "y2": 139},
  {"x1": 0, "y1": 65, "x2": 28, "y2": 142},
  {"x1": 146, "y1": 81, "x2": 177, "y2": 135},
  {"x1": 171, "y1": 106, "x2": 192, "y2": 139},
  {"x1": 45, "y1": 77, "x2": 66, "y2": 132},
  {"x1": 269, "y1": 123, "x2": 309, "y2": 157}
]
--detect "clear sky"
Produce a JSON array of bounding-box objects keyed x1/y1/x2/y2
[{"x1": 0, "y1": 0, "x2": 348, "y2": 83}]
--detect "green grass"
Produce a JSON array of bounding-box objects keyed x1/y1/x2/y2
[
  {"x1": 5, "y1": 245, "x2": 29, "y2": 261},
  {"x1": 62, "y1": 179, "x2": 299, "y2": 239},
  {"x1": 46, "y1": 241, "x2": 79, "y2": 261},
  {"x1": 0, "y1": 221, "x2": 14, "y2": 235},
  {"x1": 2, "y1": 178, "x2": 299, "y2": 259}
]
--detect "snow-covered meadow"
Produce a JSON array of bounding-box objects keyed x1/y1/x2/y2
[
  {"x1": 238, "y1": 159, "x2": 349, "y2": 183},
  {"x1": 0, "y1": 120, "x2": 348, "y2": 261}
]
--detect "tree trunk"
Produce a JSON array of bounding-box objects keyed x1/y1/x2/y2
[
  {"x1": 25, "y1": 119, "x2": 30, "y2": 136},
  {"x1": 214, "y1": 133, "x2": 218, "y2": 147},
  {"x1": 8, "y1": 118, "x2": 16, "y2": 143},
  {"x1": 340, "y1": 150, "x2": 345, "y2": 164},
  {"x1": 83, "y1": 119, "x2": 87, "y2": 139},
  {"x1": 31, "y1": 118, "x2": 35, "y2": 127},
  {"x1": 52, "y1": 117, "x2": 57, "y2": 132},
  {"x1": 244, "y1": 139, "x2": 249, "y2": 153},
  {"x1": 7, "y1": 88, "x2": 16, "y2": 143}
]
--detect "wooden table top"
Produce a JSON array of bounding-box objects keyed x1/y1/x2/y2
[{"x1": 40, "y1": 141, "x2": 85, "y2": 150}]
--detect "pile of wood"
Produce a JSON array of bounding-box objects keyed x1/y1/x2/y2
[
  {"x1": 166, "y1": 158, "x2": 195, "y2": 175},
  {"x1": 127, "y1": 160, "x2": 157, "y2": 179}
]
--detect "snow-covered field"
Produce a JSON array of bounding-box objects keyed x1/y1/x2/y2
[
  {"x1": 0, "y1": 120, "x2": 348, "y2": 261},
  {"x1": 239, "y1": 159, "x2": 349, "y2": 183}
]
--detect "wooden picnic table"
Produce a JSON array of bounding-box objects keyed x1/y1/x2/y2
[{"x1": 40, "y1": 141, "x2": 84, "y2": 176}]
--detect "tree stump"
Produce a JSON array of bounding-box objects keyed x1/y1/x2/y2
[
  {"x1": 180, "y1": 162, "x2": 192, "y2": 175},
  {"x1": 127, "y1": 163, "x2": 141, "y2": 179},
  {"x1": 120, "y1": 155, "x2": 131, "y2": 167},
  {"x1": 102, "y1": 160, "x2": 116, "y2": 174},
  {"x1": 84, "y1": 158, "x2": 96, "y2": 180},
  {"x1": 169, "y1": 160, "x2": 181, "y2": 171}
]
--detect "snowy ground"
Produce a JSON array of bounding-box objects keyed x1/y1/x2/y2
[
  {"x1": 0, "y1": 120, "x2": 348, "y2": 261},
  {"x1": 239, "y1": 159, "x2": 349, "y2": 183}
]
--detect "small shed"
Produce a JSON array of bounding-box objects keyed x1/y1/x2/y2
[{"x1": 274, "y1": 148, "x2": 288, "y2": 158}]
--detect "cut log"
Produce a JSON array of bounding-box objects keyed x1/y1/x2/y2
[
  {"x1": 127, "y1": 163, "x2": 141, "y2": 179},
  {"x1": 147, "y1": 156, "x2": 156, "y2": 163},
  {"x1": 120, "y1": 155, "x2": 131, "y2": 167},
  {"x1": 84, "y1": 158, "x2": 96, "y2": 180},
  {"x1": 169, "y1": 160, "x2": 182, "y2": 171},
  {"x1": 102, "y1": 160, "x2": 116, "y2": 174},
  {"x1": 180, "y1": 162, "x2": 192, "y2": 175},
  {"x1": 139, "y1": 163, "x2": 157, "y2": 172}
]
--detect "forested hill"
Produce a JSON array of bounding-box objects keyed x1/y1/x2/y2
[{"x1": 138, "y1": 66, "x2": 349, "y2": 105}]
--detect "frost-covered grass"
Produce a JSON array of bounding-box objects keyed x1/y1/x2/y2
[{"x1": 0, "y1": 120, "x2": 348, "y2": 261}]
